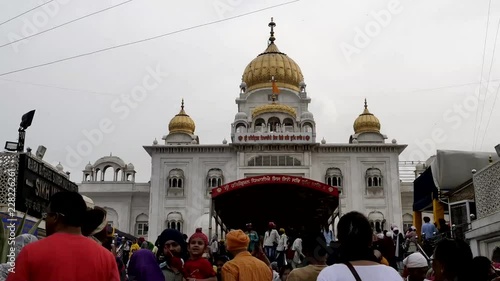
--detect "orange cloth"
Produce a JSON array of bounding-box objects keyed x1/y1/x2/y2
[
  {"x1": 380, "y1": 256, "x2": 389, "y2": 266},
  {"x1": 226, "y1": 229, "x2": 250, "y2": 251},
  {"x1": 221, "y1": 251, "x2": 272, "y2": 281},
  {"x1": 272, "y1": 80, "x2": 280, "y2": 94}
]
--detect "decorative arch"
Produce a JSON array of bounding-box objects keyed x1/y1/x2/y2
[
  {"x1": 402, "y1": 213, "x2": 413, "y2": 231},
  {"x1": 103, "y1": 207, "x2": 119, "y2": 229},
  {"x1": 268, "y1": 117, "x2": 281, "y2": 132},
  {"x1": 302, "y1": 121, "x2": 314, "y2": 133},
  {"x1": 282, "y1": 118, "x2": 294, "y2": 132},
  {"x1": 254, "y1": 118, "x2": 266, "y2": 132},
  {"x1": 135, "y1": 213, "x2": 149, "y2": 237},
  {"x1": 368, "y1": 211, "x2": 385, "y2": 232},
  {"x1": 206, "y1": 168, "x2": 223, "y2": 196},
  {"x1": 95, "y1": 168, "x2": 102, "y2": 182},
  {"x1": 325, "y1": 167, "x2": 343, "y2": 188},
  {"x1": 167, "y1": 169, "x2": 185, "y2": 197},
  {"x1": 103, "y1": 165, "x2": 114, "y2": 181},
  {"x1": 166, "y1": 212, "x2": 183, "y2": 232},
  {"x1": 366, "y1": 167, "x2": 383, "y2": 188},
  {"x1": 235, "y1": 122, "x2": 247, "y2": 133},
  {"x1": 115, "y1": 168, "x2": 123, "y2": 181}
]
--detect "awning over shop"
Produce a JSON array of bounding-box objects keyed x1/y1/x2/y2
[
  {"x1": 413, "y1": 168, "x2": 437, "y2": 211},
  {"x1": 413, "y1": 150, "x2": 498, "y2": 212},
  {"x1": 430, "y1": 150, "x2": 498, "y2": 191}
]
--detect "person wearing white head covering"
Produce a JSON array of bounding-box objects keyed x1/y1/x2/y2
[{"x1": 403, "y1": 252, "x2": 430, "y2": 281}]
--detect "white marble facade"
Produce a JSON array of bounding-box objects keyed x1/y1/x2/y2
[{"x1": 79, "y1": 20, "x2": 410, "y2": 241}]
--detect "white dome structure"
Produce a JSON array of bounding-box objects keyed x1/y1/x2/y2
[
  {"x1": 193, "y1": 213, "x2": 216, "y2": 234},
  {"x1": 235, "y1": 112, "x2": 248, "y2": 121},
  {"x1": 301, "y1": 111, "x2": 314, "y2": 120}
]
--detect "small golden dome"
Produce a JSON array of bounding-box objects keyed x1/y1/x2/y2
[
  {"x1": 353, "y1": 99, "x2": 381, "y2": 134},
  {"x1": 252, "y1": 102, "x2": 296, "y2": 118},
  {"x1": 168, "y1": 99, "x2": 195, "y2": 134},
  {"x1": 242, "y1": 19, "x2": 304, "y2": 92}
]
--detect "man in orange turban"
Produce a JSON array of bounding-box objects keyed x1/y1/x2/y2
[{"x1": 221, "y1": 230, "x2": 272, "y2": 281}]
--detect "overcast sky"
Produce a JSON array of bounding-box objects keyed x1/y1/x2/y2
[{"x1": 1, "y1": 0, "x2": 499, "y2": 182}]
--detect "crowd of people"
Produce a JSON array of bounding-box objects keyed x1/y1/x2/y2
[{"x1": 3, "y1": 190, "x2": 500, "y2": 281}]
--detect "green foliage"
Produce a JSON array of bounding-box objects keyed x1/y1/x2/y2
[{"x1": 0, "y1": 210, "x2": 42, "y2": 263}]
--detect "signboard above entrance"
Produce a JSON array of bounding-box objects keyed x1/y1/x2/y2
[
  {"x1": 17, "y1": 153, "x2": 78, "y2": 218},
  {"x1": 234, "y1": 132, "x2": 314, "y2": 144}
]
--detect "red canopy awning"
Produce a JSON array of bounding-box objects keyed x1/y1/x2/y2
[
  {"x1": 211, "y1": 175, "x2": 339, "y2": 198},
  {"x1": 211, "y1": 175, "x2": 339, "y2": 234}
]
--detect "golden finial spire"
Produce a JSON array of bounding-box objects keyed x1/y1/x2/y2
[
  {"x1": 268, "y1": 17, "x2": 276, "y2": 45},
  {"x1": 181, "y1": 98, "x2": 184, "y2": 111},
  {"x1": 364, "y1": 98, "x2": 368, "y2": 109}
]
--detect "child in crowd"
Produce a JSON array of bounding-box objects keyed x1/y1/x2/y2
[{"x1": 183, "y1": 228, "x2": 217, "y2": 281}]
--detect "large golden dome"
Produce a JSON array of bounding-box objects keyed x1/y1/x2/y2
[
  {"x1": 168, "y1": 99, "x2": 195, "y2": 134},
  {"x1": 242, "y1": 19, "x2": 304, "y2": 92},
  {"x1": 353, "y1": 99, "x2": 381, "y2": 134}
]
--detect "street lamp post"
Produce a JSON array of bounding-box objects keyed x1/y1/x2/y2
[
  {"x1": 17, "y1": 110, "x2": 35, "y2": 152},
  {"x1": 4, "y1": 110, "x2": 35, "y2": 152}
]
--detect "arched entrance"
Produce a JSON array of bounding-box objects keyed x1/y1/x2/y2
[{"x1": 210, "y1": 175, "x2": 339, "y2": 237}]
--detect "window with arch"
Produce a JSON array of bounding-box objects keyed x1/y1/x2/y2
[
  {"x1": 325, "y1": 167, "x2": 343, "y2": 193},
  {"x1": 254, "y1": 118, "x2": 266, "y2": 132},
  {"x1": 135, "y1": 213, "x2": 149, "y2": 236},
  {"x1": 268, "y1": 117, "x2": 280, "y2": 132},
  {"x1": 235, "y1": 123, "x2": 246, "y2": 133},
  {"x1": 368, "y1": 211, "x2": 385, "y2": 232},
  {"x1": 95, "y1": 169, "x2": 102, "y2": 181},
  {"x1": 168, "y1": 169, "x2": 185, "y2": 189},
  {"x1": 247, "y1": 155, "x2": 301, "y2": 166},
  {"x1": 116, "y1": 169, "x2": 123, "y2": 181},
  {"x1": 302, "y1": 122, "x2": 313, "y2": 133},
  {"x1": 103, "y1": 166, "x2": 114, "y2": 181},
  {"x1": 283, "y1": 118, "x2": 294, "y2": 132},
  {"x1": 104, "y1": 207, "x2": 119, "y2": 229},
  {"x1": 366, "y1": 168, "x2": 383, "y2": 188},
  {"x1": 166, "y1": 212, "x2": 183, "y2": 232},
  {"x1": 403, "y1": 213, "x2": 413, "y2": 232},
  {"x1": 206, "y1": 168, "x2": 223, "y2": 196}
]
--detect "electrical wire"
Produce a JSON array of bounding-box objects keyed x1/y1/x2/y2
[
  {"x1": 0, "y1": 0, "x2": 55, "y2": 26},
  {"x1": 0, "y1": 0, "x2": 300, "y2": 77},
  {"x1": 0, "y1": 78, "x2": 119, "y2": 97},
  {"x1": 476, "y1": 16, "x2": 500, "y2": 149},
  {"x1": 0, "y1": 0, "x2": 135, "y2": 49},
  {"x1": 479, "y1": 79, "x2": 500, "y2": 150},
  {"x1": 472, "y1": 0, "x2": 492, "y2": 150}
]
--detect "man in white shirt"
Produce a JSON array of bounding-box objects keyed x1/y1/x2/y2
[
  {"x1": 291, "y1": 235, "x2": 305, "y2": 269},
  {"x1": 276, "y1": 228, "x2": 288, "y2": 269},
  {"x1": 263, "y1": 222, "x2": 280, "y2": 261}
]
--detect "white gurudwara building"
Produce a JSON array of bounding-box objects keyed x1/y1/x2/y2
[{"x1": 79, "y1": 19, "x2": 408, "y2": 241}]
